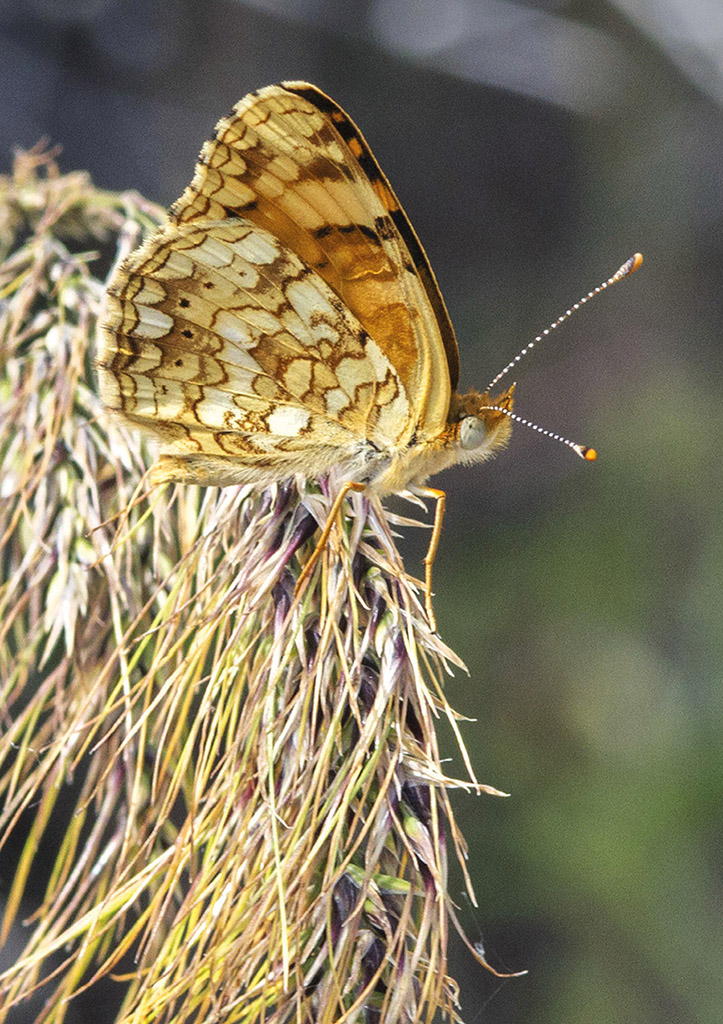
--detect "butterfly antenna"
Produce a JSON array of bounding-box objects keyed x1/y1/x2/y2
[
  {"x1": 481, "y1": 403, "x2": 598, "y2": 462},
  {"x1": 486, "y1": 252, "x2": 643, "y2": 392}
]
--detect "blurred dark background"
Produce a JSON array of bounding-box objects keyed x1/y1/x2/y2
[{"x1": 1, "y1": 1, "x2": 721, "y2": 1022}]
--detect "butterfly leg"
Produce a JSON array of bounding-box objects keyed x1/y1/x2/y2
[
  {"x1": 295, "y1": 481, "x2": 366, "y2": 596},
  {"x1": 416, "y1": 486, "x2": 446, "y2": 633}
]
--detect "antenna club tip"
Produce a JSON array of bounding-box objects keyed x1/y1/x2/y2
[
  {"x1": 583, "y1": 447, "x2": 598, "y2": 462},
  {"x1": 628, "y1": 252, "x2": 643, "y2": 274}
]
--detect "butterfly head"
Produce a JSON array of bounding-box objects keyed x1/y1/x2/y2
[
  {"x1": 450, "y1": 382, "x2": 599, "y2": 464},
  {"x1": 450, "y1": 384, "x2": 515, "y2": 463}
]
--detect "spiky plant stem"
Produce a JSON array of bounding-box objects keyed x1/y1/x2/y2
[{"x1": 0, "y1": 150, "x2": 510, "y2": 1024}]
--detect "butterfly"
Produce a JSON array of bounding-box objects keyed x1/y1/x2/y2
[{"x1": 98, "y1": 81, "x2": 517, "y2": 627}]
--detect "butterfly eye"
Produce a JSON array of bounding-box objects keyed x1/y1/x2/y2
[{"x1": 459, "y1": 416, "x2": 487, "y2": 451}]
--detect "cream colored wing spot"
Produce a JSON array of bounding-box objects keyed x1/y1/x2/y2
[
  {"x1": 214, "y1": 311, "x2": 252, "y2": 346},
  {"x1": 151, "y1": 248, "x2": 195, "y2": 280},
  {"x1": 132, "y1": 279, "x2": 167, "y2": 305},
  {"x1": 132, "y1": 306, "x2": 175, "y2": 339},
  {"x1": 228, "y1": 231, "x2": 280, "y2": 265},
  {"x1": 282, "y1": 358, "x2": 313, "y2": 395},
  {"x1": 323, "y1": 387, "x2": 351, "y2": 418},
  {"x1": 284, "y1": 277, "x2": 336, "y2": 326},
  {"x1": 267, "y1": 406, "x2": 311, "y2": 436}
]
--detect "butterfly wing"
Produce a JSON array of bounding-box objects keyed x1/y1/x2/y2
[
  {"x1": 99, "y1": 82, "x2": 458, "y2": 485},
  {"x1": 168, "y1": 82, "x2": 459, "y2": 437}
]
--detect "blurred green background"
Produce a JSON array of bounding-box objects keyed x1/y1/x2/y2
[{"x1": 1, "y1": 1, "x2": 720, "y2": 1022}]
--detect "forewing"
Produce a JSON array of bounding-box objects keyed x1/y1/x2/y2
[{"x1": 168, "y1": 81, "x2": 458, "y2": 438}]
